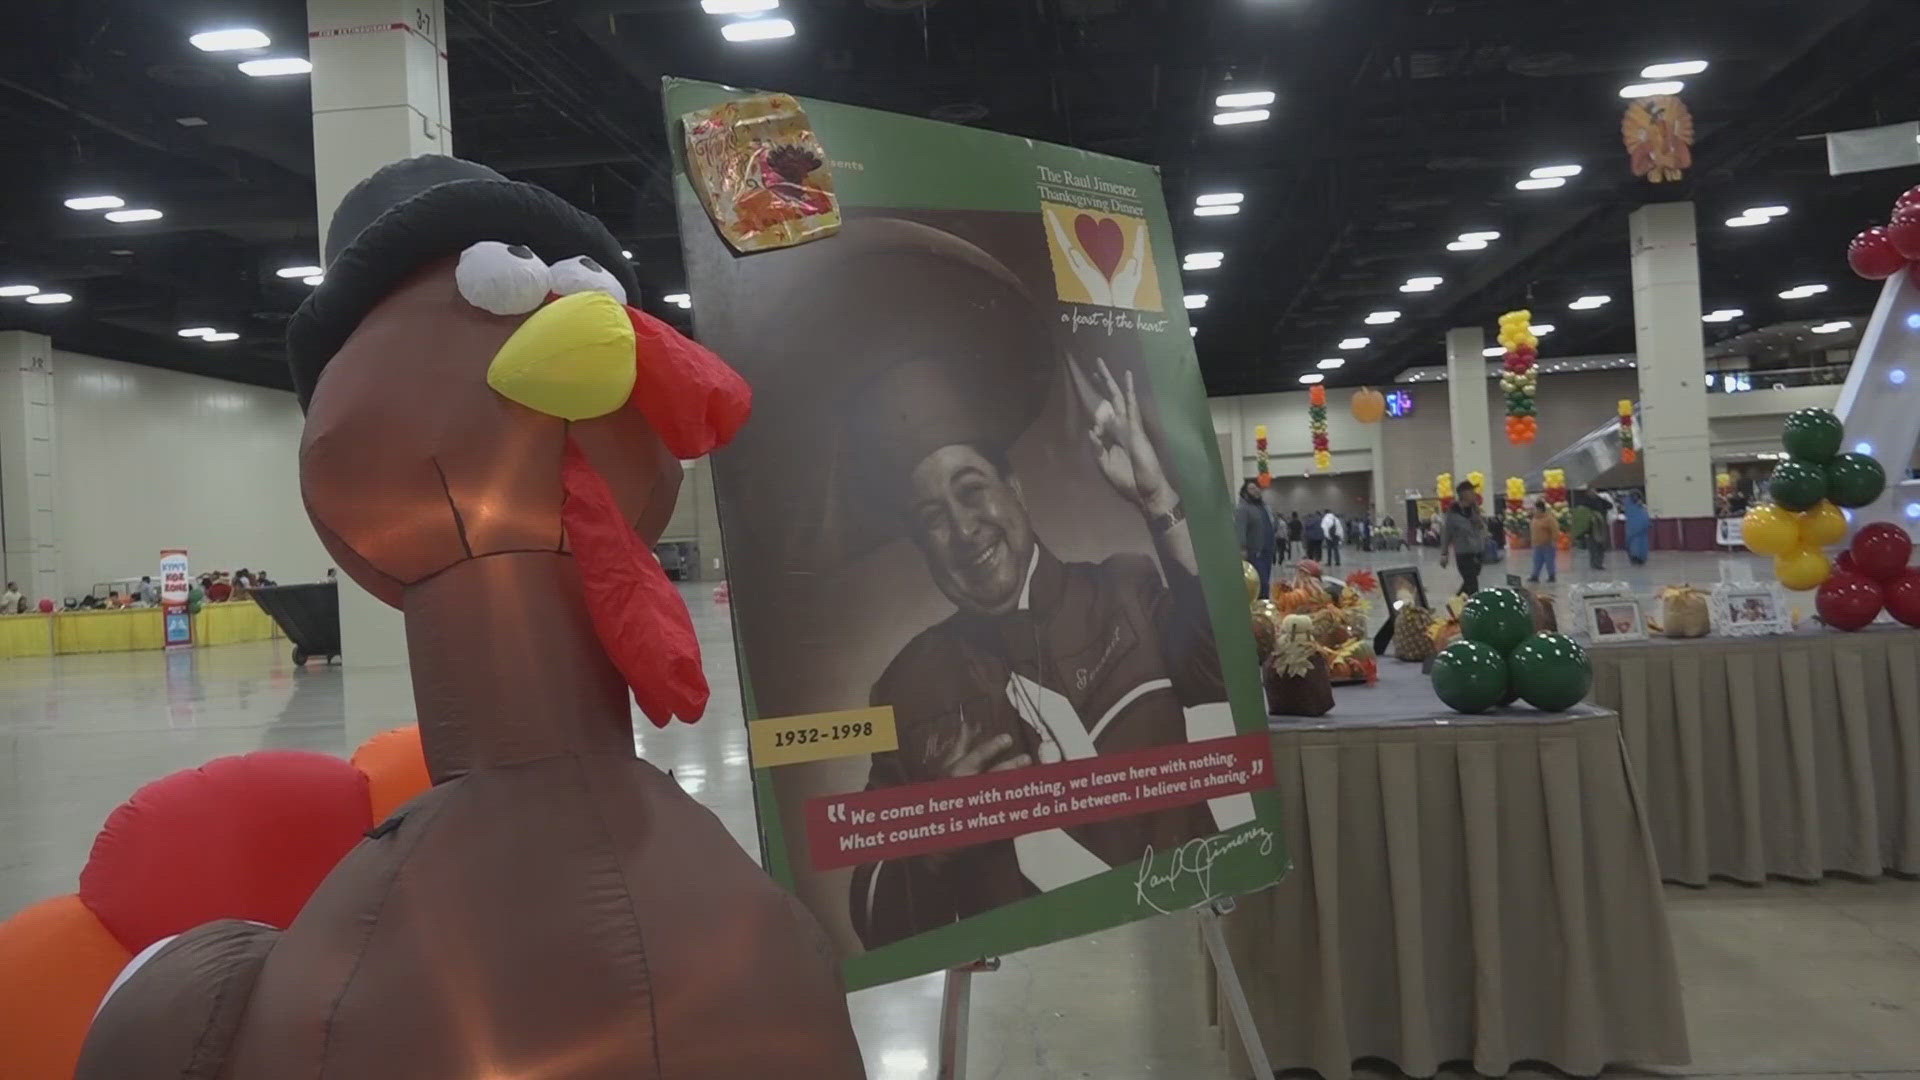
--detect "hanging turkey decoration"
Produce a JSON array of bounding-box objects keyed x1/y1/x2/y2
[
  {"x1": 1618, "y1": 399, "x2": 1636, "y2": 463},
  {"x1": 1499, "y1": 309, "x2": 1538, "y2": 445},
  {"x1": 1308, "y1": 386, "x2": 1330, "y2": 470},
  {"x1": 1622, "y1": 94, "x2": 1695, "y2": 183}
]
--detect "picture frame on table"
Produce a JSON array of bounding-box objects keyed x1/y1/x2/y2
[
  {"x1": 1710, "y1": 582, "x2": 1789, "y2": 637},
  {"x1": 1378, "y1": 565, "x2": 1428, "y2": 612},
  {"x1": 1567, "y1": 582, "x2": 1634, "y2": 642},
  {"x1": 1584, "y1": 596, "x2": 1647, "y2": 642}
]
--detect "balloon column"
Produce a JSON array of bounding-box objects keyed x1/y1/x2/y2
[
  {"x1": 1431, "y1": 587, "x2": 1591, "y2": 713},
  {"x1": 1254, "y1": 424, "x2": 1270, "y2": 488},
  {"x1": 1505, "y1": 477, "x2": 1529, "y2": 547},
  {"x1": 1350, "y1": 387, "x2": 1385, "y2": 424},
  {"x1": 1715, "y1": 471, "x2": 1733, "y2": 514},
  {"x1": 1617, "y1": 400, "x2": 1636, "y2": 463},
  {"x1": 1846, "y1": 184, "x2": 1920, "y2": 284},
  {"x1": 1499, "y1": 310, "x2": 1538, "y2": 445},
  {"x1": 1816, "y1": 525, "x2": 1918, "y2": 630},
  {"x1": 1308, "y1": 385, "x2": 1330, "y2": 471},
  {"x1": 1741, "y1": 407, "x2": 1889, "y2": 592},
  {"x1": 1543, "y1": 468, "x2": 1571, "y2": 549},
  {"x1": 1437, "y1": 471, "x2": 1454, "y2": 511}
]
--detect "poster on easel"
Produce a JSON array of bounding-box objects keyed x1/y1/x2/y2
[
  {"x1": 159, "y1": 548, "x2": 192, "y2": 649},
  {"x1": 666, "y1": 78, "x2": 1288, "y2": 990}
]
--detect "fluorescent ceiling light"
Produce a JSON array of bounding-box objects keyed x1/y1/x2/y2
[
  {"x1": 302, "y1": 275, "x2": 325, "y2": 286},
  {"x1": 1779, "y1": 284, "x2": 1828, "y2": 299},
  {"x1": 1726, "y1": 215, "x2": 1768, "y2": 228},
  {"x1": 1195, "y1": 192, "x2": 1244, "y2": 206},
  {"x1": 702, "y1": 0, "x2": 779, "y2": 12},
  {"x1": 64, "y1": 195, "x2": 125, "y2": 211},
  {"x1": 1702, "y1": 309, "x2": 1743, "y2": 323},
  {"x1": 1193, "y1": 204, "x2": 1240, "y2": 217},
  {"x1": 1298, "y1": 373, "x2": 1325, "y2": 385},
  {"x1": 721, "y1": 18, "x2": 795, "y2": 42},
  {"x1": 1189, "y1": 326, "x2": 1198, "y2": 337},
  {"x1": 1338, "y1": 337, "x2": 1369, "y2": 349},
  {"x1": 663, "y1": 293, "x2": 692, "y2": 308},
  {"x1": 1364, "y1": 310, "x2": 1400, "y2": 325},
  {"x1": 104, "y1": 208, "x2": 162, "y2": 222},
  {"x1": 1483, "y1": 346, "x2": 1506, "y2": 357},
  {"x1": 1531, "y1": 324, "x2": 1556, "y2": 335},
  {"x1": 25, "y1": 293, "x2": 73, "y2": 305},
  {"x1": 1458, "y1": 230, "x2": 1501, "y2": 242},
  {"x1": 620, "y1": 249, "x2": 633, "y2": 259},
  {"x1": 175, "y1": 116, "x2": 208, "y2": 127},
  {"x1": 1813, "y1": 321, "x2": 1853, "y2": 334},
  {"x1": 1446, "y1": 239, "x2": 1488, "y2": 252},
  {"x1": 1641, "y1": 60, "x2": 1708, "y2": 79},
  {"x1": 1530, "y1": 165, "x2": 1583, "y2": 179},
  {"x1": 0, "y1": 285, "x2": 41, "y2": 298},
  {"x1": 1515, "y1": 177, "x2": 1566, "y2": 191},
  {"x1": 1570, "y1": 295, "x2": 1612, "y2": 310},
  {"x1": 1745, "y1": 205, "x2": 1789, "y2": 218},
  {"x1": 1619, "y1": 80, "x2": 1685, "y2": 98},
  {"x1": 177, "y1": 327, "x2": 217, "y2": 338},
  {"x1": 1184, "y1": 294, "x2": 1209, "y2": 309},
  {"x1": 1400, "y1": 275, "x2": 1443, "y2": 293},
  {"x1": 1317, "y1": 358, "x2": 1345, "y2": 370},
  {"x1": 190, "y1": 28, "x2": 270, "y2": 51},
  {"x1": 1212, "y1": 109, "x2": 1270, "y2": 126},
  {"x1": 1215, "y1": 90, "x2": 1276, "y2": 109},
  {"x1": 275, "y1": 264, "x2": 324, "y2": 278},
  {"x1": 202, "y1": 331, "x2": 240, "y2": 342},
  {"x1": 1183, "y1": 252, "x2": 1224, "y2": 270},
  {"x1": 238, "y1": 57, "x2": 312, "y2": 76}
]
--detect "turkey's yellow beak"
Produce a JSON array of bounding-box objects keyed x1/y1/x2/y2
[{"x1": 486, "y1": 291, "x2": 637, "y2": 420}]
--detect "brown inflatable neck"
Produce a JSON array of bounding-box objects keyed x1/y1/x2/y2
[{"x1": 403, "y1": 551, "x2": 635, "y2": 783}]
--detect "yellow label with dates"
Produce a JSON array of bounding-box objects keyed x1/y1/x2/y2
[{"x1": 749, "y1": 706, "x2": 898, "y2": 768}]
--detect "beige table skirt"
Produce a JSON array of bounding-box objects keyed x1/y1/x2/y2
[
  {"x1": 1219, "y1": 706, "x2": 1689, "y2": 1079},
  {"x1": 1590, "y1": 626, "x2": 1920, "y2": 884}
]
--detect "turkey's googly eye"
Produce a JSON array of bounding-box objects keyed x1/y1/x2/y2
[
  {"x1": 456, "y1": 241, "x2": 551, "y2": 315},
  {"x1": 548, "y1": 255, "x2": 627, "y2": 306}
]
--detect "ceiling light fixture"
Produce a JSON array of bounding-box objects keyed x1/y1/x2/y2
[
  {"x1": 1194, "y1": 192, "x2": 1244, "y2": 207},
  {"x1": 302, "y1": 275, "x2": 325, "y2": 286},
  {"x1": 0, "y1": 285, "x2": 41, "y2": 298},
  {"x1": 1183, "y1": 251, "x2": 1224, "y2": 270},
  {"x1": 1184, "y1": 294, "x2": 1209, "y2": 309},
  {"x1": 1619, "y1": 80, "x2": 1685, "y2": 99},
  {"x1": 1813, "y1": 321, "x2": 1854, "y2": 334},
  {"x1": 1400, "y1": 275, "x2": 1443, "y2": 293},
  {"x1": 1193, "y1": 204, "x2": 1240, "y2": 218},
  {"x1": 1446, "y1": 239, "x2": 1488, "y2": 252},
  {"x1": 620, "y1": 249, "x2": 633, "y2": 259},
  {"x1": 1515, "y1": 177, "x2": 1567, "y2": 191},
  {"x1": 24, "y1": 293, "x2": 73, "y2": 305},
  {"x1": 720, "y1": 17, "x2": 794, "y2": 41},
  {"x1": 190, "y1": 28, "x2": 271, "y2": 51},
  {"x1": 275, "y1": 264, "x2": 324, "y2": 278},
  {"x1": 1530, "y1": 165, "x2": 1583, "y2": 179},
  {"x1": 1298, "y1": 373, "x2": 1325, "y2": 385},
  {"x1": 1215, "y1": 90, "x2": 1276, "y2": 109},
  {"x1": 202, "y1": 331, "x2": 240, "y2": 342},
  {"x1": 701, "y1": 0, "x2": 779, "y2": 12},
  {"x1": 1702, "y1": 309, "x2": 1744, "y2": 323},
  {"x1": 64, "y1": 195, "x2": 125, "y2": 211},
  {"x1": 1569, "y1": 295, "x2": 1612, "y2": 310},
  {"x1": 1641, "y1": 60, "x2": 1708, "y2": 79},
  {"x1": 104, "y1": 208, "x2": 162, "y2": 222},
  {"x1": 1726, "y1": 215, "x2": 1768, "y2": 228},
  {"x1": 1459, "y1": 230, "x2": 1501, "y2": 242},
  {"x1": 1530, "y1": 323, "x2": 1556, "y2": 335},
  {"x1": 175, "y1": 116, "x2": 208, "y2": 127},
  {"x1": 1779, "y1": 284, "x2": 1829, "y2": 299},
  {"x1": 1745, "y1": 205, "x2": 1789, "y2": 218},
  {"x1": 1189, "y1": 327, "x2": 1198, "y2": 338},
  {"x1": 1338, "y1": 337, "x2": 1369, "y2": 349},
  {"x1": 1212, "y1": 109, "x2": 1271, "y2": 126},
  {"x1": 1317, "y1": 358, "x2": 1345, "y2": 370},
  {"x1": 1364, "y1": 310, "x2": 1400, "y2": 325},
  {"x1": 1482, "y1": 346, "x2": 1506, "y2": 357},
  {"x1": 238, "y1": 57, "x2": 313, "y2": 76},
  {"x1": 177, "y1": 327, "x2": 217, "y2": 338},
  {"x1": 663, "y1": 293, "x2": 692, "y2": 309}
]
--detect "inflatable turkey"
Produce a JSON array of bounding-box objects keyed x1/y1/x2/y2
[{"x1": 67, "y1": 156, "x2": 866, "y2": 1078}]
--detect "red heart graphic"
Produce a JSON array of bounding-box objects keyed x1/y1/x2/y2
[{"x1": 1073, "y1": 214, "x2": 1125, "y2": 281}]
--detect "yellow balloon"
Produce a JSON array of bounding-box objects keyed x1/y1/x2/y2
[
  {"x1": 1741, "y1": 504, "x2": 1802, "y2": 556},
  {"x1": 1244, "y1": 561, "x2": 1260, "y2": 602},
  {"x1": 1774, "y1": 547, "x2": 1832, "y2": 591},
  {"x1": 1799, "y1": 500, "x2": 1847, "y2": 547}
]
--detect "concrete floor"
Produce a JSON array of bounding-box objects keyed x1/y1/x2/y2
[{"x1": 3, "y1": 545, "x2": 1918, "y2": 1079}]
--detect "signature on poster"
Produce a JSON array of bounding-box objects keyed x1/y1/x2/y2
[{"x1": 1134, "y1": 826, "x2": 1276, "y2": 915}]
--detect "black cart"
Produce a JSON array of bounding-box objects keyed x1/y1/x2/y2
[{"x1": 251, "y1": 582, "x2": 342, "y2": 667}]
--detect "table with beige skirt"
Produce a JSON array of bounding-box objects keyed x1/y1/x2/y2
[
  {"x1": 1589, "y1": 624, "x2": 1920, "y2": 885},
  {"x1": 1214, "y1": 663, "x2": 1690, "y2": 1079}
]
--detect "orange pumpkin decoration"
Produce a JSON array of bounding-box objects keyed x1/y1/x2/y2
[{"x1": 1350, "y1": 387, "x2": 1385, "y2": 424}]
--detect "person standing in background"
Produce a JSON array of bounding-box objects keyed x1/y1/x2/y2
[
  {"x1": 1235, "y1": 479, "x2": 1278, "y2": 597},
  {"x1": 1623, "y1": 491, "x2": 1651, "y2": 566},
  {"x1": 1320, "y1": 508, "x2": 1343, "y2": 566},
  {"x1": 1527, "y1": 499, "x2": 1560, "y2": 583},
  {"x1": 1, "y1": 582, "x2": 21, "y2": 614},
  {"x1": 1579, "y1": 489, "x2": 1613, "y2": 570},
  {"x1": 1286, "y1": 511, "x2": 1303, "y2": 562},
  {"x1": 137, "y1": 576, "x2": 159, "y2": 606},
  {"x1": 1439, "y1": 480, "x2": 1491, "y2": 595},
  {"x1": 1303, "y1": 510, "x2": 1324, "y2": 562}
]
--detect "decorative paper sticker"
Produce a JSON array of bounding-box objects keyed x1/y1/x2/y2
[{"x1": 682, "y1": 93, "x2": 841, "y2": 253}]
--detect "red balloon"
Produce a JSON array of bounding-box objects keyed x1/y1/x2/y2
[
  {"x1": 36, "y1": 597, "x2": 53, "y2": 613},
  {"x1": 1816, "y1": 571, "x2": 1885, "y2": 631},
  {"x1": 1885, "y1": 569, "x2": 1920, "y2": 627},
  {"x1": 1849, "y1": 226, "x2": 1908, "y2": 280},
  {"x1": 1895, "y1": 185, "x2": 1920, "y2": 218},
  {"x1": 1850, "y1": 522, "x2": 1914, "y2": 580},
  {"x1": 1890, "y1": 207, "x2": 1920, "y2": 261},
  {"x1": 1836, "y1": 549, "x2": 1858, "y2": 574}
]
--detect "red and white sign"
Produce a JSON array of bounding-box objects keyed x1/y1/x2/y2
[
  {"x1": 804, "y1": 733, "x2": 1272, "y2": 871},
  {"x1": 160, "y1": 549, "x2": 193, "y2": 648}
]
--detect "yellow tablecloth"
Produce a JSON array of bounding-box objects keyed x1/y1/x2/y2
[{"x1": 0, "y1": 602, "x2": 280, "y2": 660}]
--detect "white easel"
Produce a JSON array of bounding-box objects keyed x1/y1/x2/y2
[{"x1": 933, "y1": 897, "x2": 1274, "y2": 1079}]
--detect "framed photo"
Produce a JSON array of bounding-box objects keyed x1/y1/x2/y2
[
  {"x1": 1378, "y1": 565, "x2": 1428, "y2": 611},
  {"x1": 1710, "y1": 583, "x2": 1789, "y2": 636},
  {"x1": 1584, "y1": 596, "x2": 1647, "y2": 642},
  {"x1": 1567, "y1": 582, "x2": 1632, "y2": 642}
]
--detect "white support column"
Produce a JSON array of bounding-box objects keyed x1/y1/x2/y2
[
  {"x1": 0, "y1": 332, "x2": 58, "y2": 604},
  {"x1": 307, "y1": 0, "x2": 452, "y2": 748},
  {"x1": 1445, "y1": 327, "x2": 1493, "y2": 489},
  {"x1": 1629, "y1": 202, "x2": 1714, "y2": 520}
]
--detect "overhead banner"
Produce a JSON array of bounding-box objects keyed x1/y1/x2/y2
[{"x1": 666, "y1": 79, "x2": 1287, "y2": 990}]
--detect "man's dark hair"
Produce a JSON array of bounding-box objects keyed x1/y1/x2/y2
[{"x1": 1456, "y1": 480, "x2": 1476, "y2": 494}]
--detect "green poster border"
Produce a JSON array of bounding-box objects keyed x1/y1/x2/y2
[{"x1": 663, "y1": 78, "x2": 1287, "y2": 991}]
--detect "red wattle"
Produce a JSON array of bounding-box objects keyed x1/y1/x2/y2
[{"x1": 562, "y1": 437, "x2": 708, "y2": 726}]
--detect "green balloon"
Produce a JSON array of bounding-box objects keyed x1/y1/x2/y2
[
  {"x1": 1768, "y1": 459, "x2": 1827, "y2": 511},
  {"x1": 1508, "y1": 632, "x2": 1592, "y2": 711},
  {"x1": 1781, "y1": 408, "x2": 1844, "y2": 463},
  {"x1": 1431, "y1": 640, "x2": 1510, "y2": 714},
  {"x1": 1824, "y1": 452, "x2": 1886, "y2": 508},
  {"x1": 1460, "y1": 587, "x2": 1534, "y2": 652}
]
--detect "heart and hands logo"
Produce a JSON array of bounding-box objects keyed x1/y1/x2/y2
[{"x1": 1043, "y1": 205, "x2": 1156, "y2": 311}]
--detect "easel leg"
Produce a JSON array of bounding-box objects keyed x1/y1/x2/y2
[
  {"x1": 937, "y1": 958, "x2": 999, "y2": 1080},
  {"x1": 1202, "y1": 898, "x2": 1275, "y2": 1079}
]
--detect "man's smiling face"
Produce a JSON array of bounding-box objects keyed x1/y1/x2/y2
[{"x1": 907, "y1": 444, "x2": 1037, "y2": 616}]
